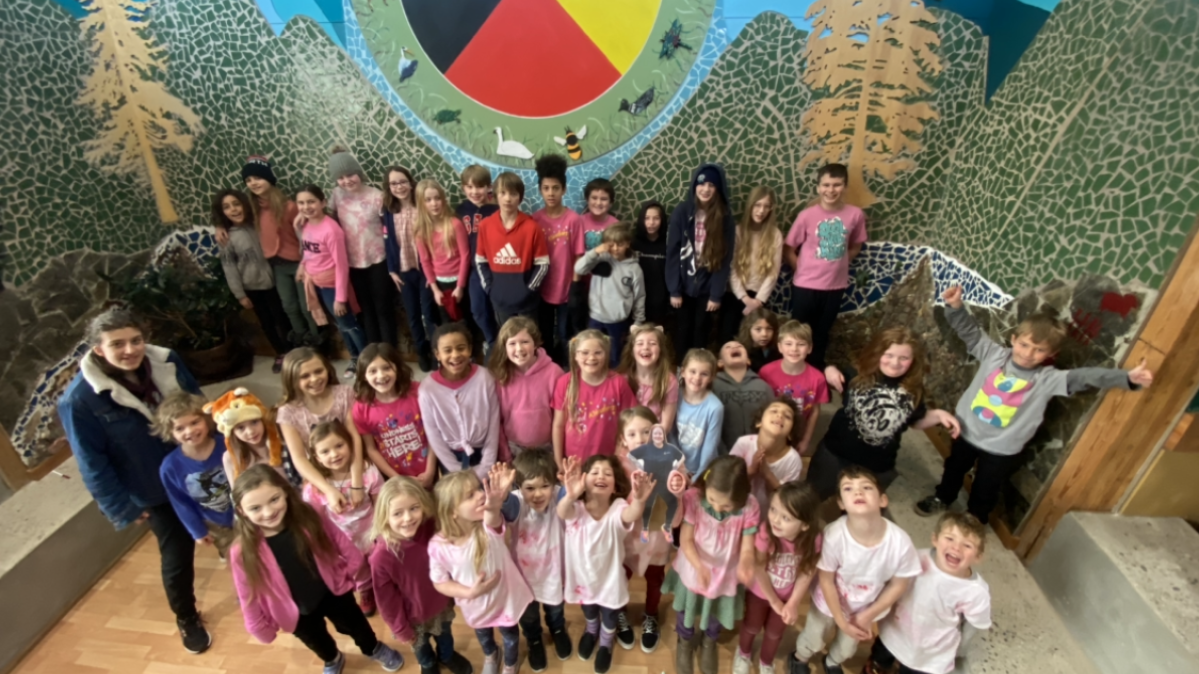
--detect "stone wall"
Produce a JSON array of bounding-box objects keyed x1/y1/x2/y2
[{"x1": 829, "y1": 257, "x2": 1153, "y2": 530}]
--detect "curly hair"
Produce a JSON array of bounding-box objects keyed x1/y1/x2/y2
[{"x1": 850, "y1": 325, "x2": 927, "y2": 407}]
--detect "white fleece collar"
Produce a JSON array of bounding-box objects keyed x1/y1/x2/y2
[{"x1": 80, "y1": 344, "x2": 181, "y2": 421}]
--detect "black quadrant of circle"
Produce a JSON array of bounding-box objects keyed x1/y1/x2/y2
[{"x1": 402, "y1": 0, "x2": 506, "y2": 74}]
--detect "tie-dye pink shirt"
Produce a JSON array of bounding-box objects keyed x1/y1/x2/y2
[
  {"x1": 563, "y1": 498, "x2": 633, "y2": 608},
  {"x1": 428, "y1": 525, "x2": 534, "y2": 628}
]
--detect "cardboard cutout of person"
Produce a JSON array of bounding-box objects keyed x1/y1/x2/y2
[{"x1": 629, "y1": 425, "x2": 685, "y2": 530}]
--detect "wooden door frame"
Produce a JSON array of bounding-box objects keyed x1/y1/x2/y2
[{"x1": 1016, "y1": 215, "x2": 1199, "y2": 560}]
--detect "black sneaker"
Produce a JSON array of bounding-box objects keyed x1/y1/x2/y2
[
  {"x1": 594, "y1": 646, "x2": 613, "y2": 674},
  {"x1": 578, "y1": 631, "x2": 597, "y2": 661},
  {"x1": 786, "y1": 653, "x2": 810, "y2": 674},
  {"x1": 444, "y1": 652, "x2": 474, "y2": 674},
  {"x1": 177, "y1": 614, "x2": 211, "y2": 654},
  {"x1": 418, "y1": 347, "x2": 435, "y2": 373},
  {"x1": 528, "y1": 639, "x2": 547, "y2": 673},
  {"x1": 421, "y1": 666, "x2": 439, "y2": 674},
  {"x1": 914, "y1": 495, "x2": 948, "y2": 517},
  {"x1": 551, "y1": 629, "x2": 573, "y2": 660},
  {"x1": 614, "y1": 612, "x2": 635, "y2": 650},
  {"x1": 639, "y1": 615, "x2": 659, "y2": 653},
  {"x1": 823, "y1": 657, "x2": 844, "y2": 674}
]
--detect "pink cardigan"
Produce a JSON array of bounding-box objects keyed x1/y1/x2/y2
[{"x1": 230, "y1": 514, "x2": 364, "y2": 642}]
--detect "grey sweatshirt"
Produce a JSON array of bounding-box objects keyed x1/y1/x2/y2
[
  {"x1": 947, "y1": 305, "x2": 1134, "y2": 456},
  {"x1": 713, "y1": 368, "x2": 774, "y2": 453},
  {"x1": 219, "y1": 226, "x2": 275, "y2": 299},
  {"x1": 575, "y1": 250, "x2": 646, "y2": 324}
]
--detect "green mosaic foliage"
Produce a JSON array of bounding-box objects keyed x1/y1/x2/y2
[
  {"x1": 1, "y1": 0, "x2": 463, "y2": 287},
  {"x1": 929, "y1": 0, "x2": 1199, "y2": 290}
]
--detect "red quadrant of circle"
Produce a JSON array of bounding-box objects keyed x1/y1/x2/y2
[{"x1": 445, "y1": 0, "x2": 623, "y2": 118}]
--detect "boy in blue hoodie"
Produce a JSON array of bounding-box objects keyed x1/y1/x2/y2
[
  {"x1": 666, "y1": 163, "x2": 735, "y2": 356},
  {"x1": 457, "y1": 164, "x2": 500, "y2": 347}
]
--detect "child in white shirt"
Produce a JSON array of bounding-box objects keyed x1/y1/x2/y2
[
  {"x1": 789, "y1": 467, "x2": 921, "y2": 674},
  {"x1": 866, "y1": 512, "x2": 992, "y2": 674}
]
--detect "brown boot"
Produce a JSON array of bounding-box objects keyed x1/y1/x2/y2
[
  {"x1": 698, "y1": 633, "x2": 718, "y2": 674},
  {"x1": 676, "y1": 632, "x2": 698, "y2": 674}
]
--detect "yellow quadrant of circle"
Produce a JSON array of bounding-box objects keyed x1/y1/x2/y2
[{"x1": 554, "y1": 0, "x2": 663, "y2": 74}]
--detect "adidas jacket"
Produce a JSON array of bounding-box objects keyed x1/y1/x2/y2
[{"x1": 474, "y1": 212, "x2": 550, "y2": 316}]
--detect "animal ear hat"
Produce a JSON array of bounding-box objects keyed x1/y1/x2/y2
[{"x1": 203, "y1": 387, "x2": 283, "y2": 476}]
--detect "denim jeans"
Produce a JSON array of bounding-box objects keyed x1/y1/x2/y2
[
  {"x1": 519, "y1": 600, "x2": 567, "y2": 642},
  {"x1": 413, "y1": 620, "x2": 456, "y2": 669},
  {"x1": 397, "y1": 267, "x2": 437, "y2": 353},
  {"x1": 316, "y1": 286, "x2": 367, "y2": 360},
  {"x1": 468, "y1": 269, "x2": 497, "y2": 345},
  {"x1": 475, "y1": 625, "x2": 520, "y2": 666},
  {"x1": 582, "y1": 604, "x2": 618, "y2": 630},
  {"x1": 589, "y1": 318, "x2": 631, "y2": 368}
]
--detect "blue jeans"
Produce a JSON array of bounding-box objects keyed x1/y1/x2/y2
[
  {"x1": 589, "y1": 318, "x2": 631, "y2": 368},
  {"x1": 398, "y1": 268, "x2": 437, "y2": 353},
  {"x1": 316, "y1": 286, "x2": 366, "y2": 360},
  {"x1": 413, "y1": 620, "x2": 455, "y2": 670},
  {"x1": 468, "y1": 269, "x2": 497, "y2": 344},
  {"x1": 475, "y1": 625, "x2": 520, "y2": 666},
  {"x1": 519, "y1": 600, "x2": 567, "y2": 642}
]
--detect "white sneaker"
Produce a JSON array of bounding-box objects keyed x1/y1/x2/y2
[
  {"x1": 732, "y1": 650, "x2": 751, "y2": 674},
  {"x1": 759, "y1": 661, "x2": 775, "y2": 674},
  {"x1": 482, "y1": 650, "x2": 501, "y2": 674}
]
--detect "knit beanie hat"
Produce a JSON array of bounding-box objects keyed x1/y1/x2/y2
[
  {"x1": 329, "y1": 146, "x2": 366, "y2": 181},
  {"x1": 694, "y1": 166, "x2": 725, "y2": 200},
  {"x1": 241, "y1": 155, "x2": 278, "y2": 185}
]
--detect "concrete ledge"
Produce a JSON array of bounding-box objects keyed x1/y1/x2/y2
[
  {"x1": 0, "y1": 457, "x2": 145, "y2": 674},
  {"x1": 1029, "y1": 512, "x2": 1199, "y2": 674}
]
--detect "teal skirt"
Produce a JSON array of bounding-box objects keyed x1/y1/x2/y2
[{"x1": 661, "y1": 569, "x2": 745, "y2": 631}]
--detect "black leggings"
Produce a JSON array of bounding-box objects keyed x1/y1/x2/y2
[
  {"x1": 146, "y1": 502, "x2": 198, "y2": 620},
  {"x1": 675, "y1": 294, "x2": 715, "y2": 356},
  {"x1": 292, "y1": 590, "x2": 379, "y2": 662},
  {"x1": 244, "y1": 288, "x2": 292, "y2": 355},
  {"x1": 934, "y1": 436, "x2": 1024, "y2": 525},
  {"x1": 789, "y1": 286, "x2": 844, "y2": 369},
  {"x1": 350, "y1": 262, "x2": 397, "y2": 346}
]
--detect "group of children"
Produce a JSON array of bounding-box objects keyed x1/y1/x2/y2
[{"x1": 185, "y1": 151, "x2": 1157, "y2": 674}]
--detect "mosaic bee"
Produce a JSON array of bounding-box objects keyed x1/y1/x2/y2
[{"x1": 554, "y1": 126, "x2": 588, "y2": 160}]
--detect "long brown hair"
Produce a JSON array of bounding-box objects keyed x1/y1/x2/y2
[
  {"x1": 617, "y1": 324, "x2": 674, "y2": 410},
  {"x1": 382, "y1": 165, "x2": 416, "y2": 214},
  {"x1": 733, "y1": 186, "x2": 781, "y2": 285},
  {"x1": 434, "y1": 471, "x2": 489, "y2": 574},
  {"x1": 693, "y1": 455, "x2": 751, "y2": 511},
  {"x1": 766, "y1": 481, "x2": 822, "y2": 577},
  {"x1": 211, "y1": 189, "x2": 256, "y2": 231},
  {"x1": 737, "y1": 307, "x2": 779, "y2": 351},
  {"x1": 565, "y1": 330, "x2": 610, "y2": 424},
  {"x1": 850, "y1": 325, "x2": 927, "y2": 406},
  {"x1": 279, "y1": 347, "x2": 339, "y2": 406},
  {"x1": 232, "y1": 465, "x2": 336, "y2": 600},
  {"x1": 354, "y1": 343, "x2": 413, "y2": 402},
  {"x1": 697, "y1": 189, "x2": 727, "y2": 272},
  {"x1": 489, "y1": 316, "x2": 542, "y2": 386}
]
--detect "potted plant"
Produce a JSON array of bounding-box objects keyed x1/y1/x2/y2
[{"x1": 101, "y1": 248, "x2": 253, "y2": 384}]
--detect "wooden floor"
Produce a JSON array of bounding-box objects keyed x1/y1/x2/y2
[{"x1": 9, "y1": 532, "x2": 876, "y2": 674}]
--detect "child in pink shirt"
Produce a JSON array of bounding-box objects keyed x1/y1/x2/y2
[
  {"x1": 758, "y1": 320, "x2": 829, "y2": 455},
  {"x1": 430, "y1": 468, "x2": 534, "y2": 674},
  {"x1": 369, "y1": 477, "x2": 472, "y2": 674},
  {"x1": 551, "y1": 329, "x2": 637, "y2": 467},
  {"x1": 661, "y1": 456, "x2": 758, "y2": 674},
  {"x1": 352, "y1": 343, "x2": 435, "y2": 489},
  {"x1": 415, "y1": 179, "x2": 472, "y2": 325},
  {"x1": 617, "y1": 324, "x2": 679, "y2": 432},
  {"x1": 533, "y1": 155, "x2": 583, "y2": 362},
  {"x1": 489, "y1": 317, "x2": 563, "y2": 457},
  {"x1": 229, "y1": 465, "x2": 402, "y2": 672},
  {"x1": 558, "y1": 454, "x2": 654, "y2": 674},
  {"x1": 738, "y1": 482, "x2": 822, "y2": 674},
  {"x1": 297, "y1": 184, "x2": 366, "y2": 367},
  {"x1": 418, "y1": 323, "x2": 501, "y2": 478},
  {"x1": 783, "y1": 164, "x2": 867, "y2": 391},
  {"x1": 728, "y1": 397, "x2": 805, "y2": 510}
]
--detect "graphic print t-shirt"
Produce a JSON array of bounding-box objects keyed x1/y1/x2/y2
[
  {"x1": 759, "y1": 361, "x2": 830, "y2": 418},
  {"x1": 552, "y1": 372, "x2": 636, "y2": 460},
  {"x1": 786, "y1": 203, "x2": 867, "y2": 291},
  {"x1": 352, "y1": 387, "x2": 430, "y2": 478},
  {"x1": 822, "y1": 377, "x2": 926, "y2": 474}
]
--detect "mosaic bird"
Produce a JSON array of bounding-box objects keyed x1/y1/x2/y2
[
  {"x1": 619, "y1": 87, "x2": 655, "y2": 115},
  {"x1": 398, "y1": 47, "x2": 418, "y2": 82},
  {"x1": 494, "y1": 128, "x2": 534, "y2": 160}
]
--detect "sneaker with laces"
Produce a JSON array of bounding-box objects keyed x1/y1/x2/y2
[
  {"x1": 482, "y1": 650, "x2": 501, "y2": 674},
  {"x1": 578, "y1": 631, "x2": 597, "y2": 661},
  {"x1": 444, "y1": 652, "x2": 474, "y2": 674},
  {"x1": 594, "y1": 646, "x2": 613, "y2": 674},
  {"x1": 528, "y1": 639, "x2": 547, "y2": 673},
  {"x1": 822, "y1": 658, "x2": 845, "y2": 674},
  {"x1": 732, "y1": 650, "x2": 751, "y2": 674},
  {"x1": 639, "y1": 615, "x2": 659, "y2": 653},
  {"x1": 324, "y1": 651, "x2": 346, "y2": 674},
  {"x1": 614, "y1": 612, "x2": 635, "y2": 650},
  {"x1": 177, "y1": 614, "x2": 211, "y2": 654},
  {"x1": 551, "y1": 629, "x2": 572, "y2": 660},
  {"x1": 759, "y1": 662, "x2": 775, "y2": 674},
  {"x1": 914, "y1": 495, "x2": 947, "y2": 517},
  {"x1": 371, "y1": 643, "x2": 404, "y2": 672}
]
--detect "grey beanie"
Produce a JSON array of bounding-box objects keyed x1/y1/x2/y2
[{"x1": 329, "y1": 147, "x2": 365, "y2": 181}]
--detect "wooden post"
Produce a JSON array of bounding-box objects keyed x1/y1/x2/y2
[{"x1": 1016, "y1": 217, "x2": 1199, "y2": 560}]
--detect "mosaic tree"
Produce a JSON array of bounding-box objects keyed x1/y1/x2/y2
[
  {"x1": 77, "y1": 0, "x2": 201, "y2": 223},
  {"x1": 800, "y1": 0, "x2": 943, "y2": 207}
]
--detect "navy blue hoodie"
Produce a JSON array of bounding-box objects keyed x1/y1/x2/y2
[{"x1": 666, "y1": 163, "x2": 735, "y2": 302}]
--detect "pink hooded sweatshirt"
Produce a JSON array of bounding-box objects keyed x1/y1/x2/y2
[
  {"x1": 230, "y1": 513, "x2": 364, "y2": 643},
  {"x1": 497, "y1": 349, "x2": 564, "y2": 452}
]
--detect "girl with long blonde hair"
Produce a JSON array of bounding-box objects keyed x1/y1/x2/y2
[
  {"x1": 722, "y1": 186, "x2": 783, "y2": 343},
  {"x1": 414, "y1": 178, "x2": 472, "y2": 325},
  {"x1": 551, "y1": 330, "x2": 637, "y2": 467}
]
